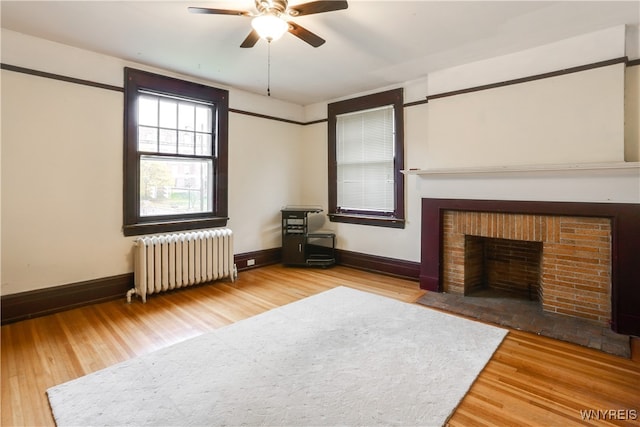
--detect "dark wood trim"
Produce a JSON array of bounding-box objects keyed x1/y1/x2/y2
[
  {"x1": 233, "y1": 100, "x2": 427, "y2": 124},
  {"x1": 0, "y1": 247, "x2": 420, "y2": 324},
  {"x1": 123, "y1": 217, "x2": 230, "y2": 237},
  {"x1": 238, "y1": 246, "x2": 421, "y2": 280},
  {"x1": 404, "y1": 99, "x2": 429, "y2": 108},
  {"x1": 0, "y1": 62, "x2": 317, "y2": 125},
  {"x1": 1, "y1": 274, "x2": 134, "y2": 325},
  {"x1": 335, "y1": 249, "x2": 420, "y2": 281},
  {"x1": 229, "y1": 108, "x2": 305, "y2": 126},
  {"x1": 0, "y1": 248, "x2": 280, "y2": 325},
  {"x1": 304, "y1": 118, "x2": 328, "y2": 125},
  {"x1": 426, "y1": 57, "x2": 627, "y2": 101},
  {"x1": 3, "y1": 57, "x2": 633, "y2": 126},
  {"x1": 328, "y1": 213, "x2": 406, "y2": 228},
  {"x1": 420, "y1": 198, "x2": 640, "y2": 336},
  {"x1": 235, "y1": 248, "x2": 282, "y2": 271},
  {"x1": 1, "y1": 63, "x2": 123, "y2": 92}
]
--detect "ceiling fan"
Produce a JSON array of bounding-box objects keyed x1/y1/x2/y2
[{"x1": 189, "y1": 0, "x2": 348, "y2": 48}]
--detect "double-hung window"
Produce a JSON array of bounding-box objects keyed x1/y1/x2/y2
[
  {"x1": 328, "y1": 88, "x2": 405, "y2": 228},
  {"x1": 123, "y1": 68, "x2": 229, "y2": 236}
]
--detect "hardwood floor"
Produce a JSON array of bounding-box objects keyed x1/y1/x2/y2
[{"x1": 2, "y1": 264, "x2": 639, "y2": 426}]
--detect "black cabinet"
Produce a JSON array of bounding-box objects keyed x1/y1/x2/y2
[
  {"x1": 281, "y1": 206, "x2": 335, "y2": 267},
  {"x1": 282, "y1": 234, "x2": 306, "y2": 265}
]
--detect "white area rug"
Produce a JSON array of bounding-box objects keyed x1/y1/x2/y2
[{"x1": 47, "y1": 287, "x2": 507, "y2": 426}]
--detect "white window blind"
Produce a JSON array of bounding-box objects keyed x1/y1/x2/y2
[{"x1": 336, "y1": 105, "x2": 395, "y2": 212}]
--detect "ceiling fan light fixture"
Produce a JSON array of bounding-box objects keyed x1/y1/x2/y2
[{"x1": 251, "y1": 13, "x2": 288, "y2": 42}]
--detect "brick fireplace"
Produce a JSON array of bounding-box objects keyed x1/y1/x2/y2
[
  {"x1": 442, "y1": 210, "x2": 611, "y2": 324},
  {"x1": 420, "y1": 198, "x2": 640, "y2": 336}
]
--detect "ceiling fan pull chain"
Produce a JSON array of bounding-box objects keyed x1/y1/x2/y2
[{"x1": 267, "y1": 40, "x2": 272, "y2": 97}]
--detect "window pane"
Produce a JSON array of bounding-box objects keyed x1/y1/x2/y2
[
  {"x1": 140, "y1": 155, "x2": 213, "y2": 217},
  {"x1": 337, "y1": 161, "x2": 394, "y2": 212},
  {"x1": 138, "y1": 96, "x2": 158, "y2": 126},
  {"x1": 339, "y1": 181, "x2": 363, "y2": 208},
  {"x1": 138, "y1": 126, "x2": 157, "y2": 152},
  {"x1": 159, "y1": 99, "x2": 177, "y2": 129},
  {"x1": 363, "y1": 161, "x2": 394, "y2": 211},
  {"x1": 195, "y1": 133, "x2": 212, "y2": 156},
  {"x1": 159, "y1": 129, "x2": 177, "y2": 154},
  {"x1": 178, "y1": 131, "x2": 195, "y2": 155},
  {"x1": 178, "y1": 103, "x2": 195, "y2": 131},
  {"x1": 195, "y1": 106, "x2": 211, "y2": 132}
]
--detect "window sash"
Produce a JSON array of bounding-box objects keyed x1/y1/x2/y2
[
  {"x1": 137, "y1": 93, "x2": 215, "y2": 158},
  {"x1": 136, "y1": 91, "x2": 216, "y2": 220},
  {"x1": 139, "y1": 155, "x2": 214, "y2": 218}
]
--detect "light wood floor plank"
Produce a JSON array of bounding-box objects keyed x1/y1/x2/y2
[{"x1": 2, "y1": 264, "x2": 638, "y2": 426}]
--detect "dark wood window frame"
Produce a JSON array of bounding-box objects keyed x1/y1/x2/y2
[
  {"x1": 123, "y1": 67, "x2": 229, "y2": 236},
  {"x1": 327, "y1": 88, "x2": 405, "y2": 228}
]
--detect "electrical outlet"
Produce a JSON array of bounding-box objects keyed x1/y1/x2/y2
[{"x1": 247, "y1": 259, "x2": 255, "y2": 266}]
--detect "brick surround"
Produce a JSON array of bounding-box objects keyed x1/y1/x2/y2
[{"x1": 442, "y1": 210, "x2": 611, "y2": 324}]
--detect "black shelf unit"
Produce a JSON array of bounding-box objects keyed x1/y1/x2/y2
[{"x1": 281, "y1": 206, "x2": 335, "y2": 267}]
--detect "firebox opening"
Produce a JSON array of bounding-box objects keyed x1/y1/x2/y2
[{"x1": 464, "y1": 236, "x2": 542, "y2": 301}]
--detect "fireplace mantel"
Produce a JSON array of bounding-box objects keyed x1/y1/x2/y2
[
  {"x1": 420, "y1": 198, "x2": 640, "y2": 336},
  {"x1": 403, "y1": 161, "x2": 640, "y2": 176},
  {"x1": 411, "y1": 161, "x2": 639, "y2": 204}
]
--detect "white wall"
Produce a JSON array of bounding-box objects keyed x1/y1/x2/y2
[
  {"x1": 425, "y1": 64, "x2": 625, "y2": 169},
  {"x1": 228, "y1": 113, "x2": 304, "y2": 252},
  {"x1": 626, "y1": 65, "x2": 640, "y2": 162},
  {"x1": 1, "y1": 70, "x2": 130, "y2": 295},
  {"x1": 1, "y1": 29, "x2": 304, "y2": 295}
]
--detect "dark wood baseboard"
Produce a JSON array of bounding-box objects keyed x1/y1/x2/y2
[
  {"x1": 335, "y1": 249, "x2": 420, "y2": 281},
  {"x1": 1, "y1": 247, "x2": 418, "y2": 324},
  {"x1": 1, "y1": 274, "x2": 134, "y2": 325},
  {"x1": 0, "y1": 249, "x2": 283, "y2": 325},
  {"x1": 235, "y1": 246, "x2": 419, "y2": 280},
  {"x1": 235, "y1": 248, "x2": 282, "y2": 271}
]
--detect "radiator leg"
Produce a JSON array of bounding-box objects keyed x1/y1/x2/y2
[{"x1": 126, "y1": 288, "x2": 137, "y2": 304}]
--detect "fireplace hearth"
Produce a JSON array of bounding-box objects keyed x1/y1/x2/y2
[{"x1": 416, "y1": 289, "x2": 631, "y2": 358}]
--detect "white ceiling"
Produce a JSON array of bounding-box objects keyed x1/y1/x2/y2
[{"x1": 1, "y1": 1, "x2": 639, "y2": 105}]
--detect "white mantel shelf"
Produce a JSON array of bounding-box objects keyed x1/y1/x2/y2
[{"x1": 401, "y1": 161, "x2": 640, "y2": 176}]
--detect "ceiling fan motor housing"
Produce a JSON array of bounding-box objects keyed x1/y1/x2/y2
[{"x1": 256, "y1": 0, "x2": 289, "y2": 16}]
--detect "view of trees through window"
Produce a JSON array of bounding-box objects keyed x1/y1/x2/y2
[
  {"x1": 137, "y1": 93, "x2": 214, "y2": 217},
  {"x1": 139, "y1": 156, "x2": 212, "y2": 216}
]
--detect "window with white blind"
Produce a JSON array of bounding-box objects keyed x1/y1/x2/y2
[{"x1": 328, "y1": 89, "x2": 405, "y2": 228}]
